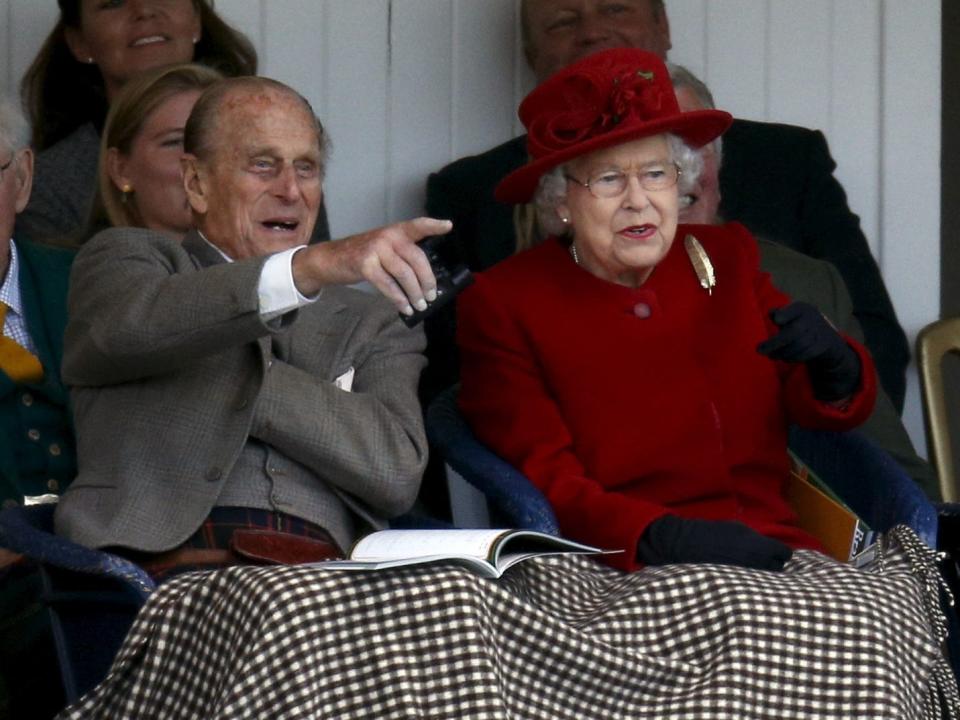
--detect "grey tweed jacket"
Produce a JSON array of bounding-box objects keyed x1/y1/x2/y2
[{"x1": 55, "y1": 228, "x2": 427, "y2": 552}]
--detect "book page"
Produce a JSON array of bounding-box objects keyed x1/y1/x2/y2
[{"x1": 350, "y1": 529, "x2": 512, "y2": 562}]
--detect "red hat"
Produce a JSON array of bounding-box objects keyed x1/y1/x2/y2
[{"x1": 495, "y1": 48, "x2": 732, "y2": 204}]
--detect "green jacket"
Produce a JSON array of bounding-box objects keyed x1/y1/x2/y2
[{"x1": 0, "y1": 239, "x2": 75, "y2": 506}]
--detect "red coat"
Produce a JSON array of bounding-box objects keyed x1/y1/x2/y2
[{"x1": 457, "y1": 223, "x2": 877, "y2": 572}]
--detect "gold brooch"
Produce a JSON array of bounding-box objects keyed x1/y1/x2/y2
[{"x1": 684, "y1": 234, "x2": 716, "y2": 295}]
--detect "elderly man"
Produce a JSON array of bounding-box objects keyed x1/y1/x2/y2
[
  {"x1": 426, "y1": 0, "x2": 910, "y2": 412},
  {"x1": 55, "y1": 77, "x2": 447, "y2": 575},
  {"x1": 0, "y1": 94, "x2": 75, "y2": 719},
  {"x1": 0, "y1": 97, "x2": 75, "y2": 510}
]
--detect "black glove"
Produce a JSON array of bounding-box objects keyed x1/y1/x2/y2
[
  {"x1": 756, "y1": 301, "x2": 862, "y2": 402},
  {"x1": 637, "y1": 516, "x2": 793, "y2": 571}
]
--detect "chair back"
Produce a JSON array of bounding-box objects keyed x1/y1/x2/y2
[
  {"x1": 788, "y1": 427, "x2": 938, "y2": 548},
  {"x1": 426, "y1": 385, "x2": 559, "y2": 535},
  {"x1": 0, "y1": 504, "x2": 154, "y2": 704},
  {"x1": 917, "y1": 317, "x2": 960, "y2": 502}
]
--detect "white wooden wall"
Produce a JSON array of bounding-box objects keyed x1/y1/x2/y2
[{"x1": 0, "y1": 0, "x2": 942, "y2": 451}]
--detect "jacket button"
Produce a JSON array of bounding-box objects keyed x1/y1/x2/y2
[
  {"x1": 27, "y1": 429, "x2": 40, "y2": 441},
  {"x1": 49, "y1": 444, "x2": 61, "y2": 457},
  {"x1": 206, "y1": 467, "x2": 222, "y2": 482},
  {"x1": 47, "y1": 479, "x2": 59, "y2": 492},
  {"x1": 21, "y1": 393, "x2": 34, "y2": 407}
]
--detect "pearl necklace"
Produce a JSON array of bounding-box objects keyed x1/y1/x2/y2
[{"x1": 569, "y1": 243, "x2": 579, "y2": 265}]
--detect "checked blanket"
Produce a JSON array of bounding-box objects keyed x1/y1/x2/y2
[{"x1": 59, "y1": 527, "x2": 958, "y2": 719}]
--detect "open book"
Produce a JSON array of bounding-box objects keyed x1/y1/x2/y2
[{"x1": 312, "y1": 528, "x2": 614, "y2": 578}]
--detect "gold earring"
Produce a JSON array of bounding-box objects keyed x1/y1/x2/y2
[{"x1": 121, "y1": 184, "x2": 133, "y2": 203}]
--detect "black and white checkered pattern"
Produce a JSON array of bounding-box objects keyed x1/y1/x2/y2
[{"x1": 58, "y1": 527, "x2": 958, "y2": 719}]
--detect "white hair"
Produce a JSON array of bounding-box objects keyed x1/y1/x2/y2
[
  {"x1": 0, "y1": 95, "x2": 31, "y2": 155},
  {"x1": 532, "y1": 133, "x2": 702, "y2": 238}
]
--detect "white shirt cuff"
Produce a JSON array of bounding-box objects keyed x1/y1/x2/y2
[{"x1": 258, "y1": 246, "x2": 319, "y2": 320}]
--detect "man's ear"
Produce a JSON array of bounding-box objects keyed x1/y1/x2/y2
[
  {"x1": 63, "y1": 25, "x2": 93, "y2": 64},
  {"x1": 13, "y1": 149, "x2": 34, "y2": 214},
  {"x1": 181, "y1": 154, "x2": 208, "y2": 215}
]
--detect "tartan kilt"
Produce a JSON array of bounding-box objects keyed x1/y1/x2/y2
[{"x1": 57, "y1": 526, "x2": 959, "y2": 720}]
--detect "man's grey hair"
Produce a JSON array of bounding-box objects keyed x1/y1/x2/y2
[
  {"x1": 666, "y1": 61, "x2": 723, "y2": 182},
  {"x1": 0, "y1": 95, "x2": 31, "y2": 155},
  {"x1": 532, "y1": 132, "x2": 701, "y2": 238}
]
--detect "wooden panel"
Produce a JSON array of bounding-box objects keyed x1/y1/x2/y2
[
  {"x1": 450, "y1": 0, "x2": 516, "y2": 158},
  {"x1": 9, "y1": 0, "x2": 58, "y2": 99},
  {"x1": 322, "y1": 0, "x2": 390, "y2": 236},
  {"x1": 263, "y1": 0, "x2": 327, "y2": 117},
  {"x1": 668, "y1": 0, "x2": 708, "y2": 78},
  {"x1": 767, "y1": 0, "x2": 831, "y2": 130},
  {"x1": 1, "y1": 0, "x2": 10, "y2": 97},
  {"x1": 829, "y1": 0, "x2": 881, "y2": 253},
  {"x1": 881, "y1": 2, "x2": 941, "y2": 339},
  {"x1": 703, "y1": 0, "x2": 767, "y2": 121},
  {"x1": 386, "y1": 0, "x2": 454, "y2": 223},
  {"x1": 214, "y1": 0, "x2": 264, "y2": 65}
]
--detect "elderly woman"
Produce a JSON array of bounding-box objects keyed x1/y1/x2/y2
[{"x1": 459, "y1": 48, "x2": 875, "y2": 571}]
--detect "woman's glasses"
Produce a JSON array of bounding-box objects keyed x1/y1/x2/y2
[{"x1": 565, "y1": 162, "x2": 681, "y2": 199}]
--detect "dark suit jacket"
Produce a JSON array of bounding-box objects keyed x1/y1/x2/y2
[
  {"x1": 425, "y1": 119, "x2": 909, "y2": 411},
  {"x1": 0, "y1": 239, "x2": 75, "y2": 504},
  {"x1": 55, "y1": 229, "x2": 427, "y2": 551}
]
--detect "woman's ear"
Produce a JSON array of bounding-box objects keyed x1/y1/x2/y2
[
  {"x1": 63, "y1": 25, "x2": 94, "y2": 64},
  {"x1": 181, "y1": 154, "x2": 208, "y2": 215},
  {"x1": 105, "y1": 147, "x2": 131, "y2": 194}
]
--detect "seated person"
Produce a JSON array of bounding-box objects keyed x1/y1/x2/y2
[
  {"x1": 58, "y1": 61, "x2": 958, "y2": 713},
  {"x1": 89, "y1": 62, "x2": 223, "y2": 239},
  {"x1": 507, "y1": 61, "x2": 937, "y2": 501},
  {"x1": 54, "y1": 76, "x2": 449, "y2": 580},
  {"x1": 18, "y1": 0, "x2": 330, "y2": 244},
  {"x1": 427, "y1": 0, "x2": 910, "y2": 412},
  {"x1": 0, "y1": 94, "x2": 75, "y2": 719}
]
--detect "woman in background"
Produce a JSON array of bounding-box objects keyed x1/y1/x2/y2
[
  {"x1": 88, "y1": 62, "x2": 222, "y2": 238},
  {"x1": 17, "y1": 0, "x2": 255, "y2": 243}
]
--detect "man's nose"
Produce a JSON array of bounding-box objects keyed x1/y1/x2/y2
[
  {"x1": 576, "y1": 13, "x2": 613, "y2": 47},
  {"x1": 272, "y1": 166, "x2": 302, "y2": 202}
]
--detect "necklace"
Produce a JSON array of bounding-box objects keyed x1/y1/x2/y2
[{"x1": 569, "y1": 243, "x2": 579, "y2": 265}]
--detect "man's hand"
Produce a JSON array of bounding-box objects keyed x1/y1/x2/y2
[
  {"x1": 756, "y1": 301, "x2": 862, "y2": 402},
  {"x1": 292, "y1": 217, "x2": 453, "y2": 315}
]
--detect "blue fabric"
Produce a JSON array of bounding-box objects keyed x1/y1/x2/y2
[
  {"x1": 788, "y1": 427, "x2": 939, "y2": 547},
  {"x1": 426, "y1": 386, "x2": 559, "y2": 535},
  {"x1": 0, "y1": 505, "x2": 154, "y2": 598}
]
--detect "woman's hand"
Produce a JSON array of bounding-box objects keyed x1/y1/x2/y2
[
  {"x1": 637, "y1": 516, "x2": 793, "y2": 570},
  {"x1": 756, "y1": 301, "x2": 862, "y2": 402}
]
